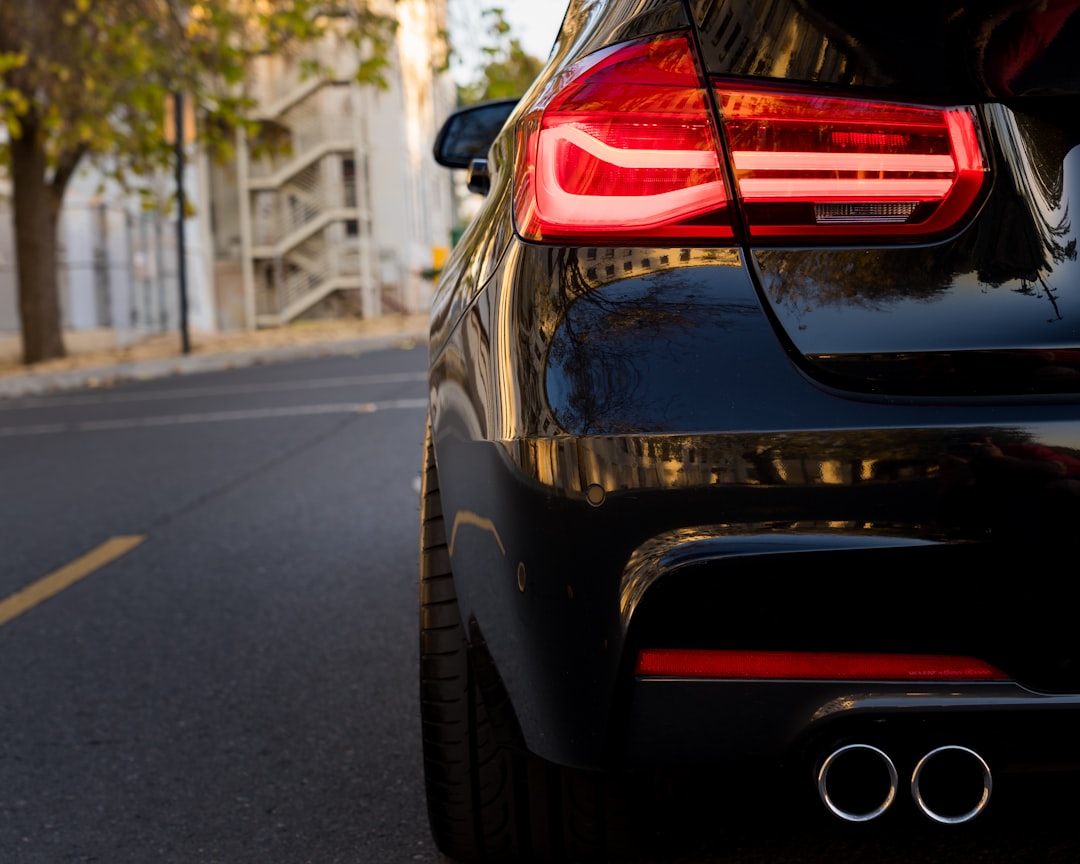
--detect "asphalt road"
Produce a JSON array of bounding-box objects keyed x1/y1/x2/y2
[
  {"x1": 0, "y1": 345, "x2": 437, "y2": 863},
  {"x1": 1, "y1": 344, "x2": 1076, "y2": 864}
]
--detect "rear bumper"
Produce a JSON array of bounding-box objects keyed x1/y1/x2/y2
[
  {"x1": 622, "y1": 678, "x2": 1080, "y2": 769},
  {"x1": 429, "y1": 239, "x2": 1080, "y2": 771},
  {"x1": 435, "y1": 428, "x2": 1080, "y2": 772}
]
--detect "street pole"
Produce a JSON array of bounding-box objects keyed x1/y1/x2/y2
[{"x1": 174, "y1": 91, "x2": 191, "y2": 355}]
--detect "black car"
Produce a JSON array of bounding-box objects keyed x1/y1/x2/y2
[{"x1": 421, "y1": 1, "x2": 1080, "y2": 861}]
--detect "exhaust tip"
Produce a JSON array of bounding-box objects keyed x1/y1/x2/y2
[
  {"x1": 911, "y1": 745, "x2": 992, "y2": 824},
  {"x1": 817, "y1": 743, "x2": 898, "y2": 823}
]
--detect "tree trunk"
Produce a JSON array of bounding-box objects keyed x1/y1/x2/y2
[{"x1": 11, "y1": 115, "x2": 66, "y2": 364}]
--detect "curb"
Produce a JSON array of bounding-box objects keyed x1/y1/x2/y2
[{"x1": 0, "y1": 330, "x2": 426, "y2": 399}]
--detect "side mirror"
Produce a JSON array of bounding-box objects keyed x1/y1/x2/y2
[{"x1": 433, "y1": 98, "x2": 519, "y2": 170}]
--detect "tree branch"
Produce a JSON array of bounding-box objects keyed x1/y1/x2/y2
[{"x1": 49, "y1": 141, "x2": 90, "y2": 214}]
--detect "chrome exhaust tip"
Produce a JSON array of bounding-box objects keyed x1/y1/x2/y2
[
  {"x1": 911, "y1": 745, "x2": 992, "y2": 824},
  {"x1": 817, "y1": 743, "x2": 898, "y2": 823}
]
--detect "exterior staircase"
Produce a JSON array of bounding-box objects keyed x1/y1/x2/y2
[{"x1": 246, "y1": 41, "x2": 375, "y2": 326}]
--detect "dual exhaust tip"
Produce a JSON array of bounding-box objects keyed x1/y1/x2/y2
[{"x1": 817, "y1": 743, "x2": 992, "y2": 824}]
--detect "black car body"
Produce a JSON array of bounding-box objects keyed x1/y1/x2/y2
[{"x1": 420, "y1": 1, "x2": 1080, "y2": 860}]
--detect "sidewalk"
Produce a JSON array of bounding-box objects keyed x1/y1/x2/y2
[{"x1": 0, "y1": 314, "x2": 429, "y2": 398}]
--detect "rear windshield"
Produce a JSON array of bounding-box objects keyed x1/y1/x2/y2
[{"x1": 689, "y1": 0, "x2": 1080, "y2": 100}]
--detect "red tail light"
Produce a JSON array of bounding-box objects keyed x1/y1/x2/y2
[
  {"x1": 513, "y1": 34, "x2": 988, "y2": 244},
  {"x1": 635, "y1": 649, "x2": 1009, "y2": 681},
  {"x1": 513, "y1": 36, "x2": 734, "y2": 243},
  {"x1": 716, "y1": 88, "x2": 988, "y2": 239}
]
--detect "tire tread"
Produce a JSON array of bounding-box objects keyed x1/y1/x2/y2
[{"x1": 419, "y1": 415, "x2": 625, "y2": 863}]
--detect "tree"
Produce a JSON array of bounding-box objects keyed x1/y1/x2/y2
[
  {"x1": 0, "y1": 0, "x2": 397, "y2": 364},
  {"x1": 456, "y1": 6, "x2": 544, "y2": 105}
]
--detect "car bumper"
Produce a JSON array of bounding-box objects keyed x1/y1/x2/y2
[{"x1": 429, "y1": 239, "x2": 1080, "y2": 772}]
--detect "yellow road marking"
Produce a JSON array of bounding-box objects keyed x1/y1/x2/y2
[{"x1": 0, "y1": 535, "x2": 146, "y2": 627}]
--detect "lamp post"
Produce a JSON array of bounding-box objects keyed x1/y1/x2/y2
[
  {"x1": 172, "y1": 91, "x2": 191, "y2": 355},
  {"x1": 165, "y1": 0, "x2": 193, "y2": 355}
]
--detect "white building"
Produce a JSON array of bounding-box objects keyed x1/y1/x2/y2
[
  {"x1": 209, "y1": 0, "x2": 455, "y2": 328},
  {"x1": 0, "y1": 169, "x2": 207, "y2": 342},
  {"x1": 0, "y1": 0, "x2": 455, "y2": 338}
]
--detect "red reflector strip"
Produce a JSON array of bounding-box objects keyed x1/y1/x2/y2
[{"x1": 635, "y1": 649, "x2": 1009, "y2": 680}]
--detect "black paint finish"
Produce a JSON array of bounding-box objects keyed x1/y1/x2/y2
[{"x1": 426, "y1": 0, "x2": 1080, "y2": 820}]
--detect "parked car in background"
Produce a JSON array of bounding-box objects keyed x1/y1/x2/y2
[{"x1": 420, "y1": 1, "x2": 1080, "y2": 860}]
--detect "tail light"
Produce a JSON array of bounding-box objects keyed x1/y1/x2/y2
[
  {"x1": 513, "y1": 36, "x2": 734, "y2": 244},
  {"x1": 513, "y1": 35, "x2": 988, "y2": 244},
  {"x1": 718, "y1": 88, "x2": 988, "y2": 239}
]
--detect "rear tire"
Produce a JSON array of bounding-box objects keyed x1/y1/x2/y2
[{"x1": 418, "y1": 417, "x2": 626, "y2": 863}]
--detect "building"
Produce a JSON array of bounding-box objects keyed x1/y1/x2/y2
[
  {"x1": 0, "y1": 0, "x2": 454, "y2": 340},
  {"x1": 209, "y1": 0, "x2": 455, "y2": 329}
]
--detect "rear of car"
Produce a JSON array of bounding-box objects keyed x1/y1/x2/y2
[{"x1": 422, "y1": 1, "x2": 1080, "y2": 860}]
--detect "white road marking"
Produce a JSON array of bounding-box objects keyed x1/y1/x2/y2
[
  {"x1": 0, "y1": 372, "x2": 427, "y2": 411},
  {"x1": 0, "y1": 398, "x2": 428, "y2": 437},
  {"x1": 0, "y1": 423, "x2": 68, "y2": 437}
]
